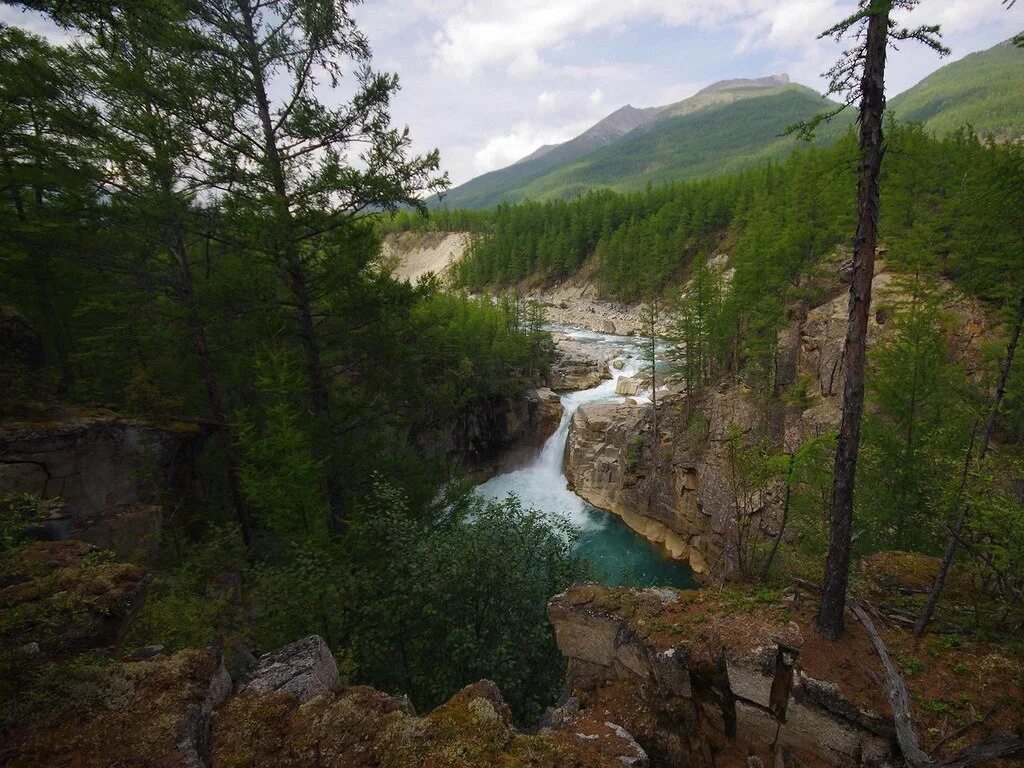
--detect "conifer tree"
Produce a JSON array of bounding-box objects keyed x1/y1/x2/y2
[
  {"x1": 191, "y1": 0, "x2": 447, "y2": 532},
  {"x1": 804, "y1": 0, "x2": 947, "y2": 640}
]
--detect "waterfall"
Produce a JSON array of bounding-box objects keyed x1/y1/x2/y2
[{"x1": 476, "y1": 325, "x2": 694, "y2": 588}]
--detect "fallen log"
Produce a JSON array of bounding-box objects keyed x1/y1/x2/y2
[{"x1": 850, "y1": 602, "x2": 1024, "y2": 768}]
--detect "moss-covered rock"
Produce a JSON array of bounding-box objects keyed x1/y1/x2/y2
[
  {"x1": 0, "y1": 540, "x2": 147, "y2": 658},
  {"x1": 3, "y1": 648, "x2": 230, "y2": 768},
  {"x1": 211, "y1": 679, "x2": 644, "y2": 768}
]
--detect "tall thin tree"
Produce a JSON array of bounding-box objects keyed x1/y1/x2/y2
[
  {"x1": 799, "y1": 0, "x2": 947, "y2": 640},
  {"x1": 192, "y1": 0, "x2": 447, "y2": 533}
]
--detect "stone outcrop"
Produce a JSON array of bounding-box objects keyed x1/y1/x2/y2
[
  {"x1": 213, "y1": 676, "x2": 647, "y2": 768},
  {"x1": 238, "y1": 635, "x2": 339, "y2": 702},
  {"x1": 547, "y1": 584, "x2": 1024, "y2": 768},
  {"x1": 449, "y1": 388, "x2": 564, "y2": 478},
  {"x1": 0, "y1": 409, "x2": 208, "y2": 518},
  {"x1": 5, "y1": 648, "x2": 232, "y2": 768},
  {"x1": 549, "y1": 335, "x2": 616, "y2": 391}
]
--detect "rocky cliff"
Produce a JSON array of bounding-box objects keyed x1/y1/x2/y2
[
  {"x1": 566, "y1": 261, "x2": 994, "y2": 580},
  {"x1": 0, "y1": 409, "x2": 210, "y2": 558},
  {"x1": 547, "y1": 582, "x2": 1024, "y2": 768},
  {"x1": 447, "y1": 388, "x2": 563, "y2": 479}
]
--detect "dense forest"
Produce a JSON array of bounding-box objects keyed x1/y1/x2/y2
[{"x1": 0, "y1": 0, "x2": 583, "y2": 724}]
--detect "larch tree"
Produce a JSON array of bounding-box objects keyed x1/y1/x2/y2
[
  {"x1": 191, "y1": 0, "x2": 447, "y2": 533},
  {"x1": 803, "y1": 0, "x2": 947, "y2": 640},
  {"x1": 914, "y1": 143, "x2": 1024, "y2": 640},
  {"x1": 72, "y1": 3, "x2": 258, "y2": 552}
]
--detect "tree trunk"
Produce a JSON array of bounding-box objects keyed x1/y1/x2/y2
[
  {"x1": 913, "y1": 289, "x2": 1024, "y2": 640},
  {"x1": 164, "y1": 203, "x2": 256, "y2": 555},
  {"x1": 760, "y1": 452, "x2": 795, "y2": 582},
  {"x1": 235, "y1": 0, "x2": 347, "y2": 533},
  {"x1": 817, "y1": 2, "x2": 889, "y2": 641}
]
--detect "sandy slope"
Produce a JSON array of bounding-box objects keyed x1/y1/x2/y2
[{"x1": 380, "y1": 231, "x2": 471, "y2": 284}]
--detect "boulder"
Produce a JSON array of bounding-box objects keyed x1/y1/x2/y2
[
  {"x1": 548, "y1": 337, "x2": 614, "y2": 391},
  {"x1": 615, "y1": 376, "x2": 641, "y2": 396},
  {"x1": 238, "y1": 635, "x2": 339, "y2": 702},
  {"x1": 602, "y1": 320, "x2": 617, "y2": 334}
]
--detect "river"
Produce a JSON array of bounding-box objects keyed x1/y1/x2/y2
[{"x1": 477, "y1": 326, "x2": 695, "y2": 589}]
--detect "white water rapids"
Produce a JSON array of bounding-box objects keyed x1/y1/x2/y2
[{"x1": 476, "y1": 325, "x2": 694, "y2": 588}]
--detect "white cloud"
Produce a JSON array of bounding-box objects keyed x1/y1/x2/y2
[
  {"x1": 507, "y1": 48, "x2": 546, "y2": 77},
  {"x1": 537, "y1": 90, "x2": 559, "y2": 110},
  {"x1": 588, "y1": 88, "x2": 605, "y2": 106},
  {"x1": 472, "y1": 120, "x2": 592, "y2": 173}
]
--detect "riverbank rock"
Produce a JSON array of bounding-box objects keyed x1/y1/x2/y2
[
  {"x1": 548, "y1": 336, "x2": 615, "y2": 391},
  {"x1": 615, "y1": 375, "x2": 642, "y2": 396},
  {"x1": 564, "y1": 401, "x2": 722, "y2": 573}
]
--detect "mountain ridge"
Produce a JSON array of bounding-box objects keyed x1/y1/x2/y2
[{"x1": 439, "y1": 37, "x2": 1023, "y2": 210}]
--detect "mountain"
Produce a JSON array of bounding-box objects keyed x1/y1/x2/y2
[
  {"x1": 439, "y1": 38, "x2": 1024, "y2": 210},
  {"x1": 888, "y1": 36, "x2": 1024, "y2": 139},
  {"x1": 508, "y1": 84, "x2": 835, "y2": 202},
  {"x1": 438, "y1": 76, "x2": 834, "y2": 209}
]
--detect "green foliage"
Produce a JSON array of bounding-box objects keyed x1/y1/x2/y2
[
  {"x1": 0, "y1": 493, "x2": 46, "y2": 554},
  {"x1": 126, "y1": 525, "x2": 249, "y2": 651},
  {"x1": 252, "y1": 483, "x2": 588, "y2": 723},
  {"x1": 237, "y1": 351, "x2": 329, "y2": 541},
  {"x1": 858, "y1": 274, "x2": 974, "y2": 552}
]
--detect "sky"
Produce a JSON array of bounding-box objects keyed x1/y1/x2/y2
[
  {"x1": 2, "y1": 0, "x2": 1020, "y2": 186},
  {"x1": 349, "y1": 0, "x2": 1022, "y2": 185}
]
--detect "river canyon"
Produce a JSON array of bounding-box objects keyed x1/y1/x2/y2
[{"x1": 477, "y1": 325, "x2": 695, "y2": 589}]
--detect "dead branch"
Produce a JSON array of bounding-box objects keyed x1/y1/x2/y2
[{"x1": 850, "y1": 602, "x2": 1024, "y2": 768}]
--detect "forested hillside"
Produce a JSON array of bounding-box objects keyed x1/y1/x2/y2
[
  {"x1": 438, "y1": 36, "x2": 1023, "y2": 209},
  {"x1": 888, "y1": 37, "x2": 1024, "y2": 138},
  {"x1": 440, "y1": 84, "x2": 836, "y2": 208}
]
